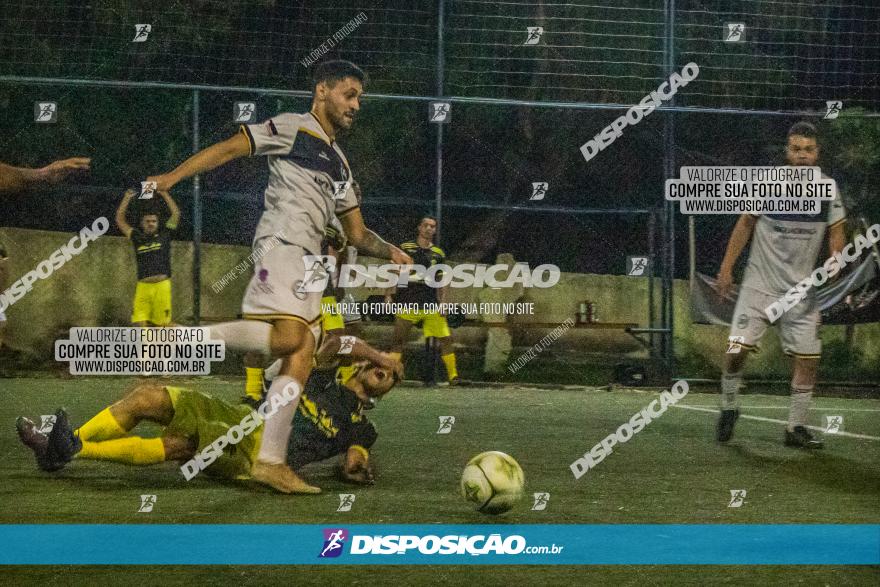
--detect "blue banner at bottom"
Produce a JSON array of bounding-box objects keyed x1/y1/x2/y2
[{"x1": 1, "y1": 524, "x2": 877, "y2": 565}]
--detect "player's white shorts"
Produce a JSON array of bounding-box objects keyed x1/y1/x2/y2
[
  {"x1": 241, "y1": 239, "x2": 322, "y2": 343},
  {"x1": 728, "y1": 285, "x2": 821, "y2": 358},
  {"x1": 341, "y1": 292, "x2": 362, "y2": 324}
]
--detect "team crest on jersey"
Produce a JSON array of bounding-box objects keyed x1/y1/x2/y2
[
  {"x1": 254, "y1": 268, "x2": 274, "y2": 295},
  {"x1": 736, "y1": 313, "x2": 749, "y2": 329}
]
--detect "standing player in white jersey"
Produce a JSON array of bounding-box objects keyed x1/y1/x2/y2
[
  {"x1": 714, "y1": 122, "x2": 847, "y2": 448},
  {"x1": 146, "y1": 61, "x2": 411, "y2": 493}
]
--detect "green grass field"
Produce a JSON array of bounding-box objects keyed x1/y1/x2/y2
[{"x1": 1, "y1": 376, "x2": 878, "y2": 584}]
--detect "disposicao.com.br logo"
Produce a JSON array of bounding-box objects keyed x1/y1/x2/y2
[
  {"x1": 299, "y1": 256, "x2": 561, "y2": 293},
  {"x1": 318, "y1": 529, "x2": 563, "y2": 558}
]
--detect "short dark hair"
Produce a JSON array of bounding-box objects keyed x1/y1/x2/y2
[
  {"x1": 788, "y1": 121, "x2": 818, "y2": 140},
  {"x1": 140, "y1": 203, "x2": 160, "y2": 220},
  {"x1": 419, "y1": 215, "x2": 437, "y2": 226},
  {"x1": 312, "y1": 60, "x2": 366, "y2": 89}
]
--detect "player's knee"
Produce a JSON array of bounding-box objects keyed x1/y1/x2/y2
[
  {"x1": 162, "y1": 435, "x2": 196, "y2": 461},
  {"x1": 126, "y1": 383, "x2": 172, "y2": 420},
  {"x1": 270, "y1": 322, "x2": 309, "y2": 356}
]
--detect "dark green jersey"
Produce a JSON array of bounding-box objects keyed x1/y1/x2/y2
[
  {"x1": 394, "y1": 241, "x2": 445, "y2": 306},
  {"x1": 286, "y1": 370, "x2": 377, "y2": 470},
  {"x1": 131, "y1": 227, "x2": 173, "y2": 280}
]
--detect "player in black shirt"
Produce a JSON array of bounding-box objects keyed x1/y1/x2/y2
[
  {"x1": 287, "y1": 363, "x2": 393, "y2": 484},
  {"x1": 115, "y1": 187, "x2": 180, "y2": 326},
  {"x1": 386, "y1": 215, "x2": 460, "y2": 384}
]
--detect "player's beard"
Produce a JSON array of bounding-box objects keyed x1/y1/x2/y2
[{"x1": 331, "y1": 107, "x2": 356, "y2": 131}]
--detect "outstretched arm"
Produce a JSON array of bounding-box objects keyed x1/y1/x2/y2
[
  {"x1": 147, "y1": 133, "x2": 250, "y2": 192},
  {"x1": 339, "y1": 209, "x2": 412, "y2": 264},
  {"x1": 716, "y1": 214, "x2": 758, "y2": 297},
  {"x1": 115, "y1": 189, "x2": 137, "y2": 238},
  {"x1": 157, "y1": 190, "x2": 181, "y2": 229},
  {"x1": 0, "y1": 157, "x2": 91, "y2": 194}
]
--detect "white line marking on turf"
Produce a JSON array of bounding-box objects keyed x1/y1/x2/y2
[
  {"x1": 673, "y1": 404, "x2": 880, "y2": 441},
  {"x1": 682, "y1": 405, "x2": 880, "y2": 412}
]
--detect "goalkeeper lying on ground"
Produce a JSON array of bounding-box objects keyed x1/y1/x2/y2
[{"x1": 16, "y1": 334, "x2": 401, "y2": 490}]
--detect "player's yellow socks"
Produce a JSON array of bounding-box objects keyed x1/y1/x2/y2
[
  {"x1": 441, "y1": 352, "x2": 458, "y2": 381},
  {"x1": 77, "y1": 437, "x2": 166, "y2": 465},
  {"x1": 245, "y1": 367, "x2": 264, "y2": 401},
  {"x1": 75, "y1": 407, "x2": 128, "y2": 442}
]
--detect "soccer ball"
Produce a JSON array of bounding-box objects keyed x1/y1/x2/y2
[{"x1": 460, "y1": 451, "x2": 525, "y2": 515}]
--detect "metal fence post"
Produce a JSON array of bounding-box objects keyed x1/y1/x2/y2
[
  {"x1": 192, "y1": 89, "x2": 202, "y2": 325},
  {"x1": 662, "y1": 0, "x2": 677, "y2": 379}
]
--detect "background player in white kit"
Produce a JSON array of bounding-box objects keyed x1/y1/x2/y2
[
  {"x1": 146, "y1": 61, "x2": 411, "y2": 493},
  {"x1": 715, "y1": 122, "x2": 847, "y2": 448}
]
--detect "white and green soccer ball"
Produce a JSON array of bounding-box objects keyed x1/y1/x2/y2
[{"x1": 460, "y1": 451, "x2": 525, "y2": 515}]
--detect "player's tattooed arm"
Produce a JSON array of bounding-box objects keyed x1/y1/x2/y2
[
  {"x1": 0, "y1": 158, "x2": 90, "y2": 194},
  {"x1": 115, "y1": 189, "x2": 136, "y2": 238},
  {"x1": 147, "y1": 132, "x2": 250, "y2": 192},
  {"x1": 339, "y1": 209, "x2": 413, "y2": 264},
  {"x1": 716, "y1": 214, "x2": 757, "y2": 296}
]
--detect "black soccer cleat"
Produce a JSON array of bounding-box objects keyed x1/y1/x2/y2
[
  {"x1": 15, "y1": 416, "x2": 61, "y2": 472},
  {"x1": 239, "y1": 395, "x2": 262, "y2": 410},
  {"x1": 784, "y1": 426, "x2": 824, "y2": 449},
  {"x1": 716, "y1": 409, "x2": 740, "y2": 442},
  {"x1": 44, "y1": 408, "x2": 82, "y2": 469}
]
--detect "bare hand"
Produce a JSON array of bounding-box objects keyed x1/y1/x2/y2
[
  {"x1": 341, "y1": 464, "x2": 375, "y2": 485},
  {"x1": 145, "y1": 174, "x2": 176, "y2": 193},
  {"x1": 378, "y1": 352, "x2": 404, "y2": 381},
  {"x1": 389, "y1": 246, "x2": 413, "y2": 266},
  {"x1": 39, "y1": 157, "x2": 91, "y2": 184},
  {"x1": 715, "y1": 270, "x2": 734, "y2": 297}
]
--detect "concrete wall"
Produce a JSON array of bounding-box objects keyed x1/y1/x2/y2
[{"x1": 2, "y1": 227, "x2": 877, "y2": 380}]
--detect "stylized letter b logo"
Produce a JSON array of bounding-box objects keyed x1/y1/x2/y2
[{"x1": 319, "y1": 528, "x2": 348, "y2": 558}]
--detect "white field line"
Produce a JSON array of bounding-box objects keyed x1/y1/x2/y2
[
  {"x1": 672, "y1": 404, "x2": 880, "y2": 441},
  {"x1": 681, "y1": 405, "x2": 880, "y2": 413}
]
